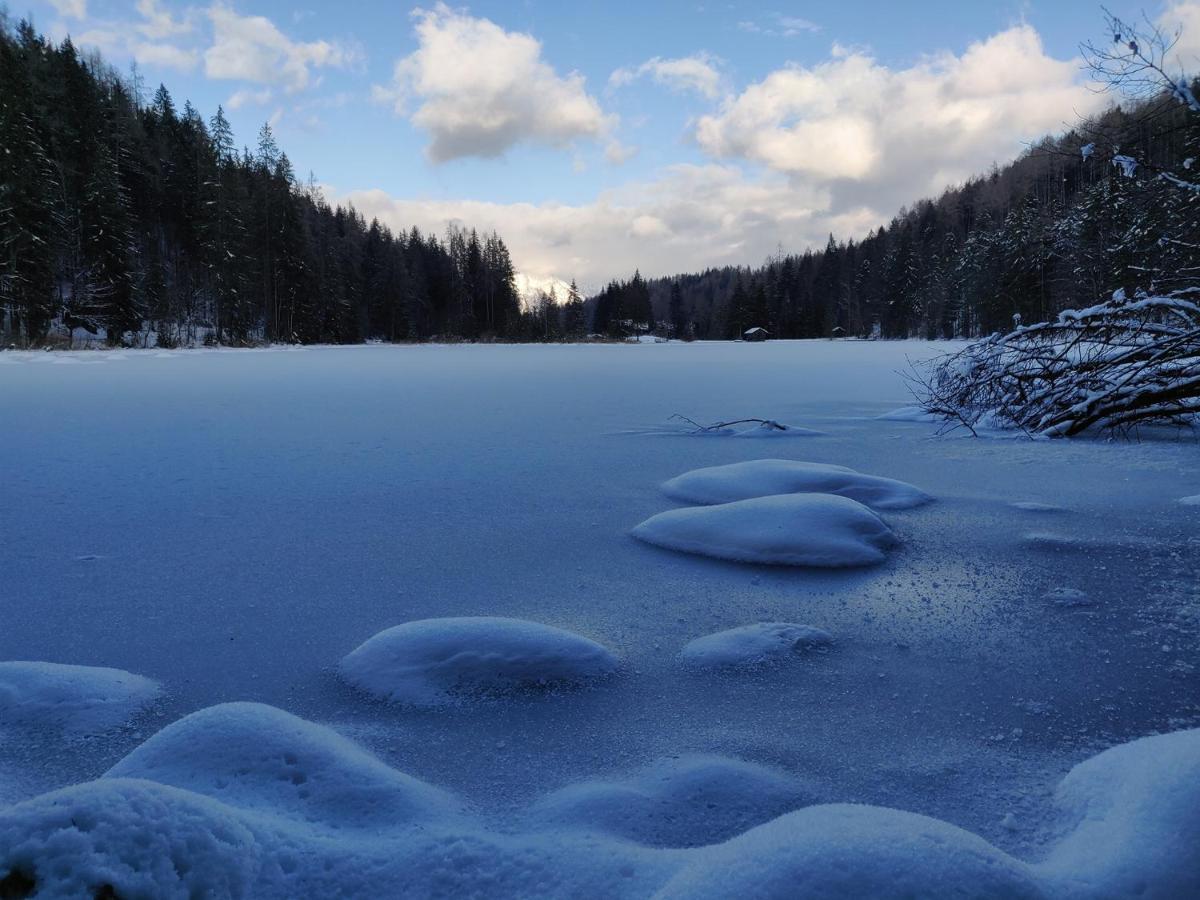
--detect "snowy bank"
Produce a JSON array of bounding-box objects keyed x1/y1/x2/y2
[
  {"x1": 680, "y1": 622, "x2": 833, "y2": 669},
  {"x1": 633, "y1": 494, "x2": 897, "y2": 567},
  {"x1": 338, "y1": 617, "x2": 620, "y2": 707},
  {"x1": 661, "y1": 459, "x2": 932, "y2": 509},
  {"x1": 0, "y1": 661, "x2": 160, "y2": 733}
]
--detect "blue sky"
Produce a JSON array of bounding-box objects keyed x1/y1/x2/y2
[{"x1": 26, "y1": 0, "x2": 1200, "y2": 291}]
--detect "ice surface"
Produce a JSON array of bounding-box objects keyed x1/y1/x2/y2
[
  {"x1": 338, "y1": 617, "x2": 620, "y2": 707},
  {"x1": 0, "y1": 661, "x2": 160, "y2": 733},
  {"x1": 633, "y1": 493, "x2": 897, "y2": 567},
  {"x1": 661, "y1": 458, "x2": 933, "y2": 509},
  {"x1": 876, "y1": 406, "x2": 943, "y2": 422},
  {"x1": 680, "y1": 622, "x2": 833, "y2": 668},
  {"x1": 1180, "y1": 494, "x2": 1200, "y2": 506},
  {"x1": 1042, "y1": 588, "x2": 1092, "y2": 608},
  {"x1": 1, "y1": 339, "x2": 1197, "y2": 894}
]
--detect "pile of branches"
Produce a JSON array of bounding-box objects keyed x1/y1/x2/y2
[{"x1": 910, "y1": 291, "x2": 1200, "y2": 437}]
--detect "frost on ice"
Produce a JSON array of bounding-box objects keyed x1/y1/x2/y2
[
  {"x1": 633, "y1": 494, "x2": 898, "y2": 567},
  {"x1": 528, "y1": 754, "x2": 817, "y2": 847},
  {"x1": 337, "y1": 617, "x2": 620, "y2": 707},
  {"x1": 661, "y1": 459, "x2": 933, "y2": 510},
  {"x1": 680, "y1": 622, "x2": 833, "y2": 669},
  {"x1": 0, "y1": 661, "x2": 161, "y2": 734}
]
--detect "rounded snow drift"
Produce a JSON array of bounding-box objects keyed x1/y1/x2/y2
[
  {"x1": 633, "y1": 493, "x2": 897, "y2": 567},
  {"x1": 0, "y1": 661, "x2": 161, "y2": 733},
  {"x1": 662, "y1": 459, "x2": 932, "y2": 510},
  {"x1": 107, "y1": 702, "x2": 463, "y2": 827},
  {"x1": 681, "y1": 622, "x2": 833, "y2": 669},
  {"x1": 528, "y1": 754, "x2": 816, "y2": 847},
  {"x1": 338, "y1": 617, "x2": 620, "y2": 707}
]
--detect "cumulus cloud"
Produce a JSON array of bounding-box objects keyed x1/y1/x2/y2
[
  {"x1": 1160, "y1": 1, "x2": 1200, "y2": 69},
  {"x1": 609, "y1": 54, "x2": 724, "y2": 99},
  {"x1": 696, "y1": 25, "x2": 1102, "y2": 211},
  {"x1": 47, "y1": 0, "x2": 87, "y2": 19},
  {"x1": 204, "y1": 4, "x2": 361, "y2": 92},
  {"x1": 374, "y1": 3, "x2": 611, "y2": 162},
  {"x1": 331, "y1": 164, "x2": 857, "y2": 289}
]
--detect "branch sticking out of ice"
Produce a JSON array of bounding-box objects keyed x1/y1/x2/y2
[
  {"x1": 0, "y1": 661, "x2": 161, "y2": 734},
  {"x1": 680, "y1": 623, "x2": 833, "y2": 669},
  {"x1": 337, "y1": 617, "x2": 620, "y2": 707},
  {"x1": 633, "y1": 494, "x2": 897, "y2": 567},
  {"x1": 661, "y1": 459, "x2": 932, "y2": 510}
]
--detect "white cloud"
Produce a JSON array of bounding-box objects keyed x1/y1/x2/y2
[
  {"x1": 374, "y1": 3, "x2": 611, "y2": 162},
  {"x1": 135, "y1": 0, "x2": 193, "y2": 39},
  {"x1": 131, "y1": 41, "x2": 199, "y2": 71},
  {"x1": 609, "y1": 54, "x2": 724, "y2": 99},
  {"x1": 737, "y1": 14, "x2": 820, "y2": 38},
  {"x1": 696, "y1": 25, "x2": 1102, "y2": 208},
  {"x1": 204, "y1": 4, "x2": 361, "y2": 92},
  {"x1": 331, "y1": 164, "x2": 847, "y2": 290},
  {"x1": 48, "y1": 0, "x2": 87, "y2": 19},
  {"x1": 1160, "y1": 2, "x2": 1200, "y2": 70},
  {"x1": 227, "y1": 87, "x2": 274, "y2": 109}
]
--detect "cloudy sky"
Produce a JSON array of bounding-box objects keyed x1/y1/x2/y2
[{"x1": 31, "y1": 0, "x2": 1200, "y2": 292}]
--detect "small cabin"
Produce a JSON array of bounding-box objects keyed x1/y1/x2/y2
[{"x1": 743, "y1": 327, "x2": 770, "y2": 342}]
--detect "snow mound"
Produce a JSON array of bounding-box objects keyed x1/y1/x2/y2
[
  {"x1": 1010, "y1": 501, "x2": 1065, "y2": 512},
  {"x1": 338, "y1": 617, "x2": 620, "y2": 707},
  {"x1": 876, "y1": 406, "x2": 942, "y2": 423},
  {"x1": 1040, "y1": 728, "x2": 1200, "y2": 898},
  {"x1": 1043, "y1": 587, "x2": 1092, "y2": 608},
  {"x1": 107, "y1": 702, "x2": 464, "y2": 828},
  {"x1": 1180, "y1": 494, "x2": 1200, "y2": 506},
  {"x1": 656, "y1": 804, "x2": 1043, "y2": 899},
  {"x1": 730, "y1": 422, "x2": 824, "y2": 438},
  {"x1": 528, "y1": 755, "x2": 816, "y2": 847},
  {"x1": 661, "y1": 459, "x2": 932, "y2": 510},
  {"x1": 681, "y1": 622, "x2": 833, "y2": 669},
  {"x1": 0, "y1": 661, "x2": 161, "y2": 733},
  {"x1": 633, "y1": 494, "x2": 897, "y2": 567}
]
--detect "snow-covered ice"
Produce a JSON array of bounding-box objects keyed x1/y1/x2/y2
[
  {"x1": 680, "y1": 622, "x2": 833, "y2": 668},
  {"x1": 633, "y1": 493, "x2": 897, "y2": 566},
  {"x1": 1042, "y1": 588, "x2": 1092, "y2": 608},
  {"x1": 661, "y1": 458, "x2": 933, "y2": 509},
  {"x1": 338, "y1": 617, "x2": 620, "y2": 706},
  {"x1": 1, "y1": 339, "x2": 1197, "y2": 896},
  {"x1": 1180, "y1": 494, "x2": 1200, "y2": 506},
  {"x1": 0, "y1": 661, "x2": 160, "y2": 734}
]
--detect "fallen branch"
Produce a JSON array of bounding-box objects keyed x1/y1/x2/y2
[{"x1": 670, "y1": 414, "x2": 789, "y2": 433}]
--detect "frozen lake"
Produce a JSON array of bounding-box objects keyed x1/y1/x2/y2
[{"x1": 1, "y1": 340, "x2": 1197, "y2": 894}]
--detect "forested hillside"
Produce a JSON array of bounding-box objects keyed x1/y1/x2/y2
[
  {"x1": 606, "y1": 85, "x2": 1200, "y2": 341},
  {"x1": 0, "y1": 16, "x2": 526, "y2": 347}
]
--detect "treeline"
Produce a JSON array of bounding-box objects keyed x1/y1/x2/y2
[
  {"x1": 614, "y1": 88, "x2": 1200, "y2": 340},
  {"x1": 0, "y1": 17, "x2": 532, "y2": 347}
]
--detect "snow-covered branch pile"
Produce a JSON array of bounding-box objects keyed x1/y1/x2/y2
[{"x1": 911, "y1": 290, "x2": 1200, "y2": 436}]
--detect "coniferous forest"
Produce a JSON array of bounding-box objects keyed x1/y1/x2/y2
[
  {"x1": 2, "y1": 14, "x2": 1198, "y2": 347},
  {"x1": 0, "y1": 16, "x2": 526, "y2": 347}
]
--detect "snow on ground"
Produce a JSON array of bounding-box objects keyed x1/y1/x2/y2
[
  {"x1": 0, "y1": 339, "x2": 1198, "y2": 895},
  {"x1": 661, "y1": 458, "x2": 932, "y2": 509},
  {"x1": 633, "y1": 493, "x2": 897, "y2": 566},
  {"x1": 0, "y1": 661, "x2": 161, "y2": 734},
  {"x1": 680, "y1": 622, "x2": 833, "y2": 668},
  {"x1": 337, "y1": 617, "x2": 620, "y2": 707}
]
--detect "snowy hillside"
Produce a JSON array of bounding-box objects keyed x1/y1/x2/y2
[{"x1": 1, "y1": 339, "x2": 1198, "y2": 897}]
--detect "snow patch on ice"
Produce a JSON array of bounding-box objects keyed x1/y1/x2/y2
[
  {"x1": 730, "y1": 422, "x2": 824, "y2": 438},
  {"x1": 0, "y1": 661, "x2": 160, "y2": 734},
  {"x1": 633, "y1": 494, "x2": 897, "y2": 567},
  {"x1": 528, "y1": 755, "x2": 816, "y2": 847},
  {"x1": 107, "y1": 702, "x2": 465, "y2": 828},
  {"x1": 1010, "y1": 501, "x2": 1065, "y2": 513},
  {"x1": 876, "y1": 406, "x2": 942, "y2": 423},
  {"x1": 662, "y1": 459, "x2": 932, "y2": 510},
  {"x1": 680, "y1": 622, "x2": 833, "y2": 669},
  {"x1": 1043, "y1": 588, "x2": 1092, "y2": 608},
  {"x1": 337, "y1": 617, "x2": 620, "y2": 707},
  {"x1": 1180, "y1": 494, "x2": 1200, "y2": 506}
]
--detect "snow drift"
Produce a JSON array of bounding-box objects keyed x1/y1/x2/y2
[
  {"x1": 632, "y1": 494, "x2": 897, "y2": 567},
  {"x1": 337, "y1": 617, "x2": 620, "y2": 707},
  {"x1": 661, "y1": 459, "x2": 932, "y2": 510},
  {"x1": 0, "y1": 707, "x2": 1197, "y2": 899},
  {"x1": 680, "y1": 622, "x2": 833, "y2": 669},
  {"x1": 0, "y1": 661, "x2": 160, "y2": 733}
]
